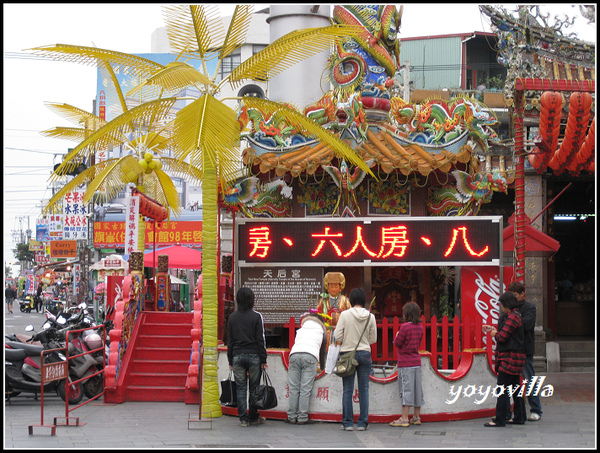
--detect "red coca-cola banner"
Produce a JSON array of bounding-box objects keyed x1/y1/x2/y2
[
  {"x1": 461, "y1": 266, "x2": 514, "y2": 349},
  {"x1": 462, "y1": 266, "x2": 514, "y2": 326}
]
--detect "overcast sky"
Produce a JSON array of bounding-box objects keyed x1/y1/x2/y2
[{"x1": 3, "y1": 4, "x2": 596, "y2": 274}]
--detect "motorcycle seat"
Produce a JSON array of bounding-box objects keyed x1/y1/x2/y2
[
  {"x1": 5, "y1": 341, "x2": 45, "y2": 356},
  {"x1": 5, "y1": 347, "x2": 28, "y2": 361}
]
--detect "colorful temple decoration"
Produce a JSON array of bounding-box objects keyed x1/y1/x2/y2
[{"x1": 239, "y1": 5, "x2": 512, "y2": 217}]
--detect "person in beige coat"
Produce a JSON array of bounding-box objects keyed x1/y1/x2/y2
[{"x1": 333, "y1": 288, "x2": 377, "y2": 431}]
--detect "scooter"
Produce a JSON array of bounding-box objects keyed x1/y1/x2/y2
[
  {"x1": 18, "y1": 296, "x2": 35, "y2": 313},
  {"x1": 5, "y1": 325, "x2": 83, "y2": 404},
  {"x1": 66, "y1": 327, "x2": 105, "y2": 399}
]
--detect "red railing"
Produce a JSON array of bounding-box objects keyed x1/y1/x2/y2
[{"x1": 287, "y1": 315, "x2": 495, "y2": 372}]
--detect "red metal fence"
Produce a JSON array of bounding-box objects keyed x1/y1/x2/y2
[{"x1": 287, "y1": 315, "x2": 495, "y2": 372}]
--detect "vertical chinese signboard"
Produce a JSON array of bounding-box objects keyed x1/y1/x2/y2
[
  {"x1": 63, "y1": 189, "x2": 88, "y2": 240},
  {"x1": 124, "y1": 193, "x2": 140, "y2": 256}
]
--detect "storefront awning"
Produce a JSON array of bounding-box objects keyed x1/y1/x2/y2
[{"x1": 503, "y1": 215, "x2": 560, "y2": 254}]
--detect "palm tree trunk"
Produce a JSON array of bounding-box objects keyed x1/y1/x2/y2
[{"x1": 201, "y1": 161, "x2": 222, "y2": 417}]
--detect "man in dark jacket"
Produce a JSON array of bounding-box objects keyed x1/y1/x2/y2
[
  {"x1": 227, "y1": 287, "x2": 268, "y2": 427},
  {"x1": 508, "y1": 281, "x2": 542, "y2": 421}
]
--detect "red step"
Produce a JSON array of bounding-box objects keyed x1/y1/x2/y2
[{"x1": 122, "y1": 312, "x2": 193, "y2": 402}]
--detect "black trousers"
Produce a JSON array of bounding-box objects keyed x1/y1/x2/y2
[{"x1": 495, "y1": 371, "x2": 526, "y2": 426}]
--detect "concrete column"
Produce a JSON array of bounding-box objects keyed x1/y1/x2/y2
[
  {"x1": 523, "y1": 174, "x2": 547, "y2": 330},
  {"x1": 267, "y1": 5, "x2": 331, "y2": 108}
]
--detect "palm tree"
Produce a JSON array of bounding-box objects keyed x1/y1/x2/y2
[{"x1": 32, "y1": 4, "x2": 371, "y2": 416}]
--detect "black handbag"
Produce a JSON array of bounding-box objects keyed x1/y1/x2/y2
[
  {"x1": 250, "y1": 370, "x2": 278, "y2": 410},
  {"x1": 219, "y1": 370, "x2": 237, "y2": 406}
]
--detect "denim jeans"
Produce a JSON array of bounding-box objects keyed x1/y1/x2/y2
[
  {"x1": 341, "y1": 350, "x2": 372, "y2": 428},
  {"x1": 232, "y1": 353, "x2": 262, "y2": 423},
  {"x1": 287, "y1": 352, "x2": 318, "y2": 422},
  {"x1": 523, "y1": 354, "x2": 542, "y2": 416}
]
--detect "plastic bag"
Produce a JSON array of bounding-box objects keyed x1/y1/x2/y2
[{"x1": 325, "y1": 343, "x2": 341, "y2": 374}]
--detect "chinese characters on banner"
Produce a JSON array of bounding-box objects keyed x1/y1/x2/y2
[
  {"x1": 240, "y1": 267, "x2": 322, "y2": 324},
  {"x1": 93, "y1": 221, "x2": 203, "y2": 248},
  {"x1": 238, "y1": 217, "x2": 502, "y2": 266},
  {"x1": 124, "y1": 194, "x2": 140, "y2": 255},
  {"x1": 49, "y1": 214, "x2": 64, "y2": 240},
  {"x1": 72, "y1": 263, "x2": 81, "y2": 296},
  {"x1": 63, "y1": 189, "x2": 88, "y2": 240},
  {"x1": 49, "y1": 240, "x2": 78, "y2": 259}
]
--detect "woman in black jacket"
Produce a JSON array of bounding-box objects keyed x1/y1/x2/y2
[
  {"x1": 483, "y1": 291, "x2": 526, "y2": 427},
  {"x1": 227, "y1": 287, "x2": 268, "y2": 427}
]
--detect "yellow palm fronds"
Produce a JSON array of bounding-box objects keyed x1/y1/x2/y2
[
  {"x1": 219, "y1": 5, "x2": 253, "y2": 60},
  {"x1": 224, "y1": 24, "x2": 361, "y2": 89},
  {"x1": 41, "y1": 158, "x2": 126, "y2": 215},
  {"x1": 162, "y1": 4, "x2": 225, "y2": 61},
  {"x1": 44, "y1": 102, "x2": 106, "y2": 130},
  {"x1": 127, "y1": 132, "x2": 171, "y2": 155},
  {"x1": 152, "y1": 168, "x2": 182, "y2": 217},
  {"x1": 127, "y1": 62, "x2": 214, "y2": 97},
  {"x1": 160, "y1": 157, "x2": 204, "y2": 186},
  {"x1": 241, "y1": 97, "x2": 373, "y2": 177},
  {"x1": 52, "y1": 97, "x2": 177, "y2": 178},
  {"x1": 40, "y1": 127, "x2": 87, "y2": 142},
  {"x1": 82, "y1": 155, "x2": 143, "y2": 204},
  {"x1": 172, "y1": 94, "x2": 241, "y2": 185},
  {"x1": 28, "y1": 44, "x2": 164, "y2": 79}
]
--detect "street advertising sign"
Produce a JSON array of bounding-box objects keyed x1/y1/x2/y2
[
  {"x1": 124, "y1": 194, "x2": 140, "y2": 256},
  {"x1": 63, "y1": 189, "x2": 88, "y2": 240},
  {"x1": 93, "y1": 221, "x2": 203, "y2": 247},
  {"x1": 49, "y1": 240, "x2": 77, "y2": 259}
]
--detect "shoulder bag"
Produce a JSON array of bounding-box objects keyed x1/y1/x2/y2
[{"x1": 334, "y1": 316, "x2": 370, "y2": 378}]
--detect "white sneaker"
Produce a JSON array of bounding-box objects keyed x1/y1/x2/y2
[
  {"x1": 341, "y1": 425, "x2": 353, "y2": 431},
  {"x1": 528, "y1": 413, "x2": 541, "y2": 421}
]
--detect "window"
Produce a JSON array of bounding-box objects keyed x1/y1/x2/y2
[{"x1": 219, "y1": 49, "x2": 241, "y2": 81}]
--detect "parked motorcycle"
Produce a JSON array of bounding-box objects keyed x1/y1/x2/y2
[
  {"x1": 5, "y1": 324, "x2": 83, "y2": 404},
  {"x1": 18, "y1": 296, "x2": 35, "y2": 313}
]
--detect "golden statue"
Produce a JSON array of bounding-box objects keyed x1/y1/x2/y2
[{"x1": 317, "y1": 272, "x2": 350, "y2": 331}]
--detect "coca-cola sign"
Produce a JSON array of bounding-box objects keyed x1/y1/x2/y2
[{"x1": 461, "y1": 266, "x2": 514, "y2": 349}]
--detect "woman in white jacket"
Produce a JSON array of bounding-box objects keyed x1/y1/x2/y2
[
  {"x1": 286, "y1": 312, "x2": 327, "y2": 424},
  {"x1": 333, "y1": 288, "x2": 377, "y2": 431}
]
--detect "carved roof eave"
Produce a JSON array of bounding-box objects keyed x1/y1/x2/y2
[{"x1": 242, "y1": 123, "x2": 481, "y2": 181}]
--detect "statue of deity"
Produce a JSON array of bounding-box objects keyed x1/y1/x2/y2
[{"x1": 317, "y1": 272, "x2": 351, "y2": 332}]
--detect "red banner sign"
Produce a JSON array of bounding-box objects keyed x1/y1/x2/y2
[
  {"x1": 461, "y1": 266, "x2": 514, "y2": 349},
  {"x1": 93, "y1": 221, "x2": 203, "y2": 248}
]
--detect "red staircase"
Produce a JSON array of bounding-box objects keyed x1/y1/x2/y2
[{"x1": 123, "y1": 312, "x2": 193, "y2": 402}]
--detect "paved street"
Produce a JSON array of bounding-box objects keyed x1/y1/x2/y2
[{"x1": 5, "y1": 311, "x2": 597, "y2": 449}]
